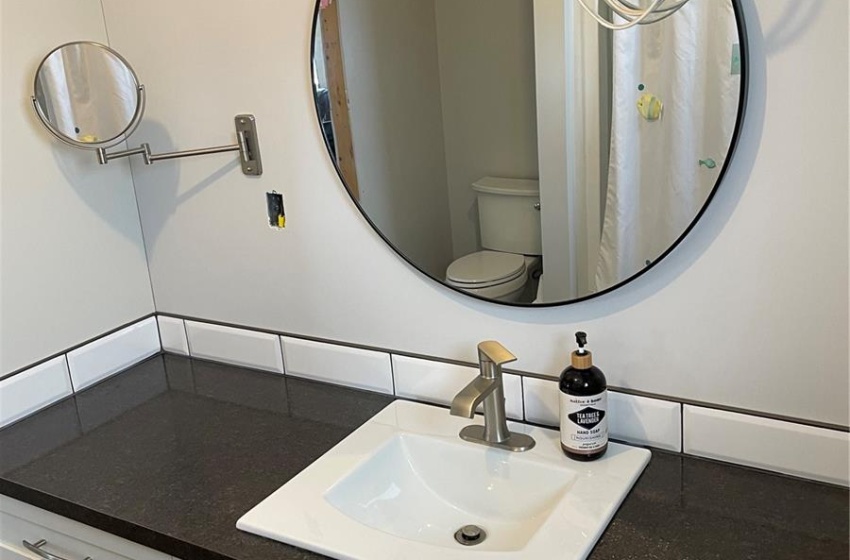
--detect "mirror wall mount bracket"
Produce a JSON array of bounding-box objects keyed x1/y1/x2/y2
[{"x1": 94, "y1": 114, "x2": 263, "y2": 176}]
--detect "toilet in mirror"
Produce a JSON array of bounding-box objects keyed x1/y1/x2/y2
[{"x1": 446, "y1": 177, "x2": 542, "y2": 302}]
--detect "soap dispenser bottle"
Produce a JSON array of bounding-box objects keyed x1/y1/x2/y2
[{"x1": 559, "y1": 331, "x2": 608, "y2": 461}]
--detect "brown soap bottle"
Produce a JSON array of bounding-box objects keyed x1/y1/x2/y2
[{"x1": 559, "y1": 331, "x2": 608, "y2": 461}]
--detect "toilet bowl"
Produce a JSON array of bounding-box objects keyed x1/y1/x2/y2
[
  {"x1": 447, "y1": 252, "x2": 541, "y2": 302},
  {"x1": 446, "y1": 177, "x2": 542, "y2": 303}
]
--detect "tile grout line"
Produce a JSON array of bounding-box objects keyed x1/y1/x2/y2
[
  {"x1": 0, "y1": 313, "x2": 157, "y2": 382},
  {"x1": 1, "y1": 319, "x2": 159, "y2": 429},
  {"x1": 389, "y1": 354, "x2": 397, "y2": 396},
  {"x1": 519, "y1": 375, "x2": 528, "y2": 422},
  {"x1": 15, "y1": 311, "x2": 847, "y2": 435},
  {"x1": 183, "y1": 319, "x2": 194, "y2": 357},
  {"x1": 279, "y1": 336, "x2": 288, "y2": 376},
  {"x1": 6, "y1": 312, "x2": 848, "y2": 463},
  {"x1": 65, "y1": 354, "x2": 77, "y2": 394},
  {"x1": 153, "y1": 314, "x2": 850, "y2": 433},
  {"x1": 155, "y1": 317, "x2": 165, "y2": 355},
  {"x1": 46, "y1": 346, "x2": 850, "y2": 487}
]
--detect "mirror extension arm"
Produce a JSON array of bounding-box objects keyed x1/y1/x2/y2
[{"x1": 96, "y1": 114, "x2": 262, "y2": 176}]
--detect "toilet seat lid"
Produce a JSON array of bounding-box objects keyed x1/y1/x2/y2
[{"x1": 446, "y1": 251, "x2": 526, "y2": 287}]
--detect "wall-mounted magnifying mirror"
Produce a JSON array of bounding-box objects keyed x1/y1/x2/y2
[
  {"x1": 33, "y1": 41, "x2": 144, "y2": 150},
  {"x1": 311, "y1": 0, "x2": 748, "y2": 306},
  {"x1": 32, "y1": 41, "x2": 264, "y2": 175}
]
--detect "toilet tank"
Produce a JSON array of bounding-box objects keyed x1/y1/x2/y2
[{"x1": 473, "y1": 177, "x2": 542, "y2": 255}]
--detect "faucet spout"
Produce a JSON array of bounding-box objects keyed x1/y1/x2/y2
[
  {"x1": 449, "y1": 341, "x2": 536, "y2": 452},
  {"x1": 450, "y1": 376, "x2": 498, "y2": 418}
]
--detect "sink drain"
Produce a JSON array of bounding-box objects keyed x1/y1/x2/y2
[{"x1": 454, "y1": 524, "x2": 487, "y2": 546}]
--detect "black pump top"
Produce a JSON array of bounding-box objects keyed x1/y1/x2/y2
[{"x1": 575, "y1": 331, "x2": 588, "y2": 355}]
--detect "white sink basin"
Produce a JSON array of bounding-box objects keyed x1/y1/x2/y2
[
  {"x1": 237, "y1": 400, "x2": 650, "y2": 559},
  {"x1": 326, "y1": 432, "x2": 574, "y2": 551}
]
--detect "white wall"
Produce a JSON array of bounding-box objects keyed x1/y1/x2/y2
[
  {"x1": 337, "y1": 0, "x2": 453, "y2": 279},
  {"x1": 434, "y1": 0, "x2": 539, "y2": 260},
  {"x1": 108, "y1": 0, "x2": 847, "y2": 427},
  {"x1": 0, "y1": 0, "x2": 155, "y2": 375}
]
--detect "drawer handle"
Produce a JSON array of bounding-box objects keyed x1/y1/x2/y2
[{"x1": 22, "y1": 539, "x2": 92, "y2": 560}]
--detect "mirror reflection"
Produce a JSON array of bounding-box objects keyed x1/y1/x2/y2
[
  {"x1": 33, "y1": 41, "x2": 142, "y2": 148},
  {"x1": 312, "y1": 0, "x2": 745, "y2": 305}
]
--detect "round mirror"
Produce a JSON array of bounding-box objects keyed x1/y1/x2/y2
[
  {"x1": 311, "y1": 0, "x2": 747, "y2": 306},
  {"x1": 32, "y1": 41, "x2": 144, "y2": 149}
]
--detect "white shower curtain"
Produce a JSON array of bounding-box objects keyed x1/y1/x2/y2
[{"x1": 594, "y1": 0, "x2": 740, "y2": 290}]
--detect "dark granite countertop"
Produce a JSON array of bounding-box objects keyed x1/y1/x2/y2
[{"x1": 0, "y1": 355, "x2": 846, "y2": 560}]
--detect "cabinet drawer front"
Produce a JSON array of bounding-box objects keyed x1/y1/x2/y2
[
  {"x1": 0, "y1": 497, "x2": 171, "y2": 560},
  {"x1": 0, "y1": 540, "x2": 31, "y2": 560}
]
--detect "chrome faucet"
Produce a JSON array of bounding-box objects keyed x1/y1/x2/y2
[{"x1": 450, "y1": 341, "x2": 535, "y2": 452}]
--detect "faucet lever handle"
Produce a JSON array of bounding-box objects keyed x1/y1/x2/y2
[{"x1": 477, "y1": 341, "x2": 516, "y2": 366}]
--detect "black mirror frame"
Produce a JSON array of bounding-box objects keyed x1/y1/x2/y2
[{"x1": 309, "y1": 0, "x2": 749, "y2": 307}]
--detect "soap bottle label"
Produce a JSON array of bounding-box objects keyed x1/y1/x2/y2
[{"x1": 560, "y1": 392, "x2": 608, "y2": 453}]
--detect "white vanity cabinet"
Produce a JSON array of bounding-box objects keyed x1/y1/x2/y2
[{"x1": 0, "y1": 496, "x2": 177, "y2": 560}]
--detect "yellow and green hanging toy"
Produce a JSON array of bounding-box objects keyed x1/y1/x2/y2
[{"x1": 636, "y1": 92, "x2": 663, "y2": 121}]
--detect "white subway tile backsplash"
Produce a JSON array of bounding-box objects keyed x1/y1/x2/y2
[
  {"x1": 523, "y1": 377, "x2": 683, "y2": 451},
  {"x1": 7, "y1": 311, "x2": 845, "y2": 488},
  {"x1": 0, "y1": 357, "x2": 73, "y2": 428},
  {"x1": 683, "y1": 406, "x2": 850, "y2": 486},
  {"x1": 67, "y1": 318, "x2": 161, "y2": 391},
  {"x1": 157, "y1": 316, "x2": 189, "y2": 355},
  {"x1": 185, "y1": 322, "x2": 283, "y2": 373},
  {"x1": 609, "y1": 392, "x2": 681, "y2": 452},
  {"x1": 522, "y1": 377, "x2": 560, "y2": 426},
  {"x1": 392, "y1": 356, "x2": 523, "y2": 420},
  {"x1": 281, "y1": 337, "x2": 393, "y2": 395}
]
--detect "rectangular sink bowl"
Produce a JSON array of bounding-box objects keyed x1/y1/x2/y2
[{"x1": 237, "y1": 400, "x2": 650, "y2": 559}]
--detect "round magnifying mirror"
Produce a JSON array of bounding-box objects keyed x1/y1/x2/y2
[{"x1": 32, "y1": 41, "x2": 144, "y2": 150}]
